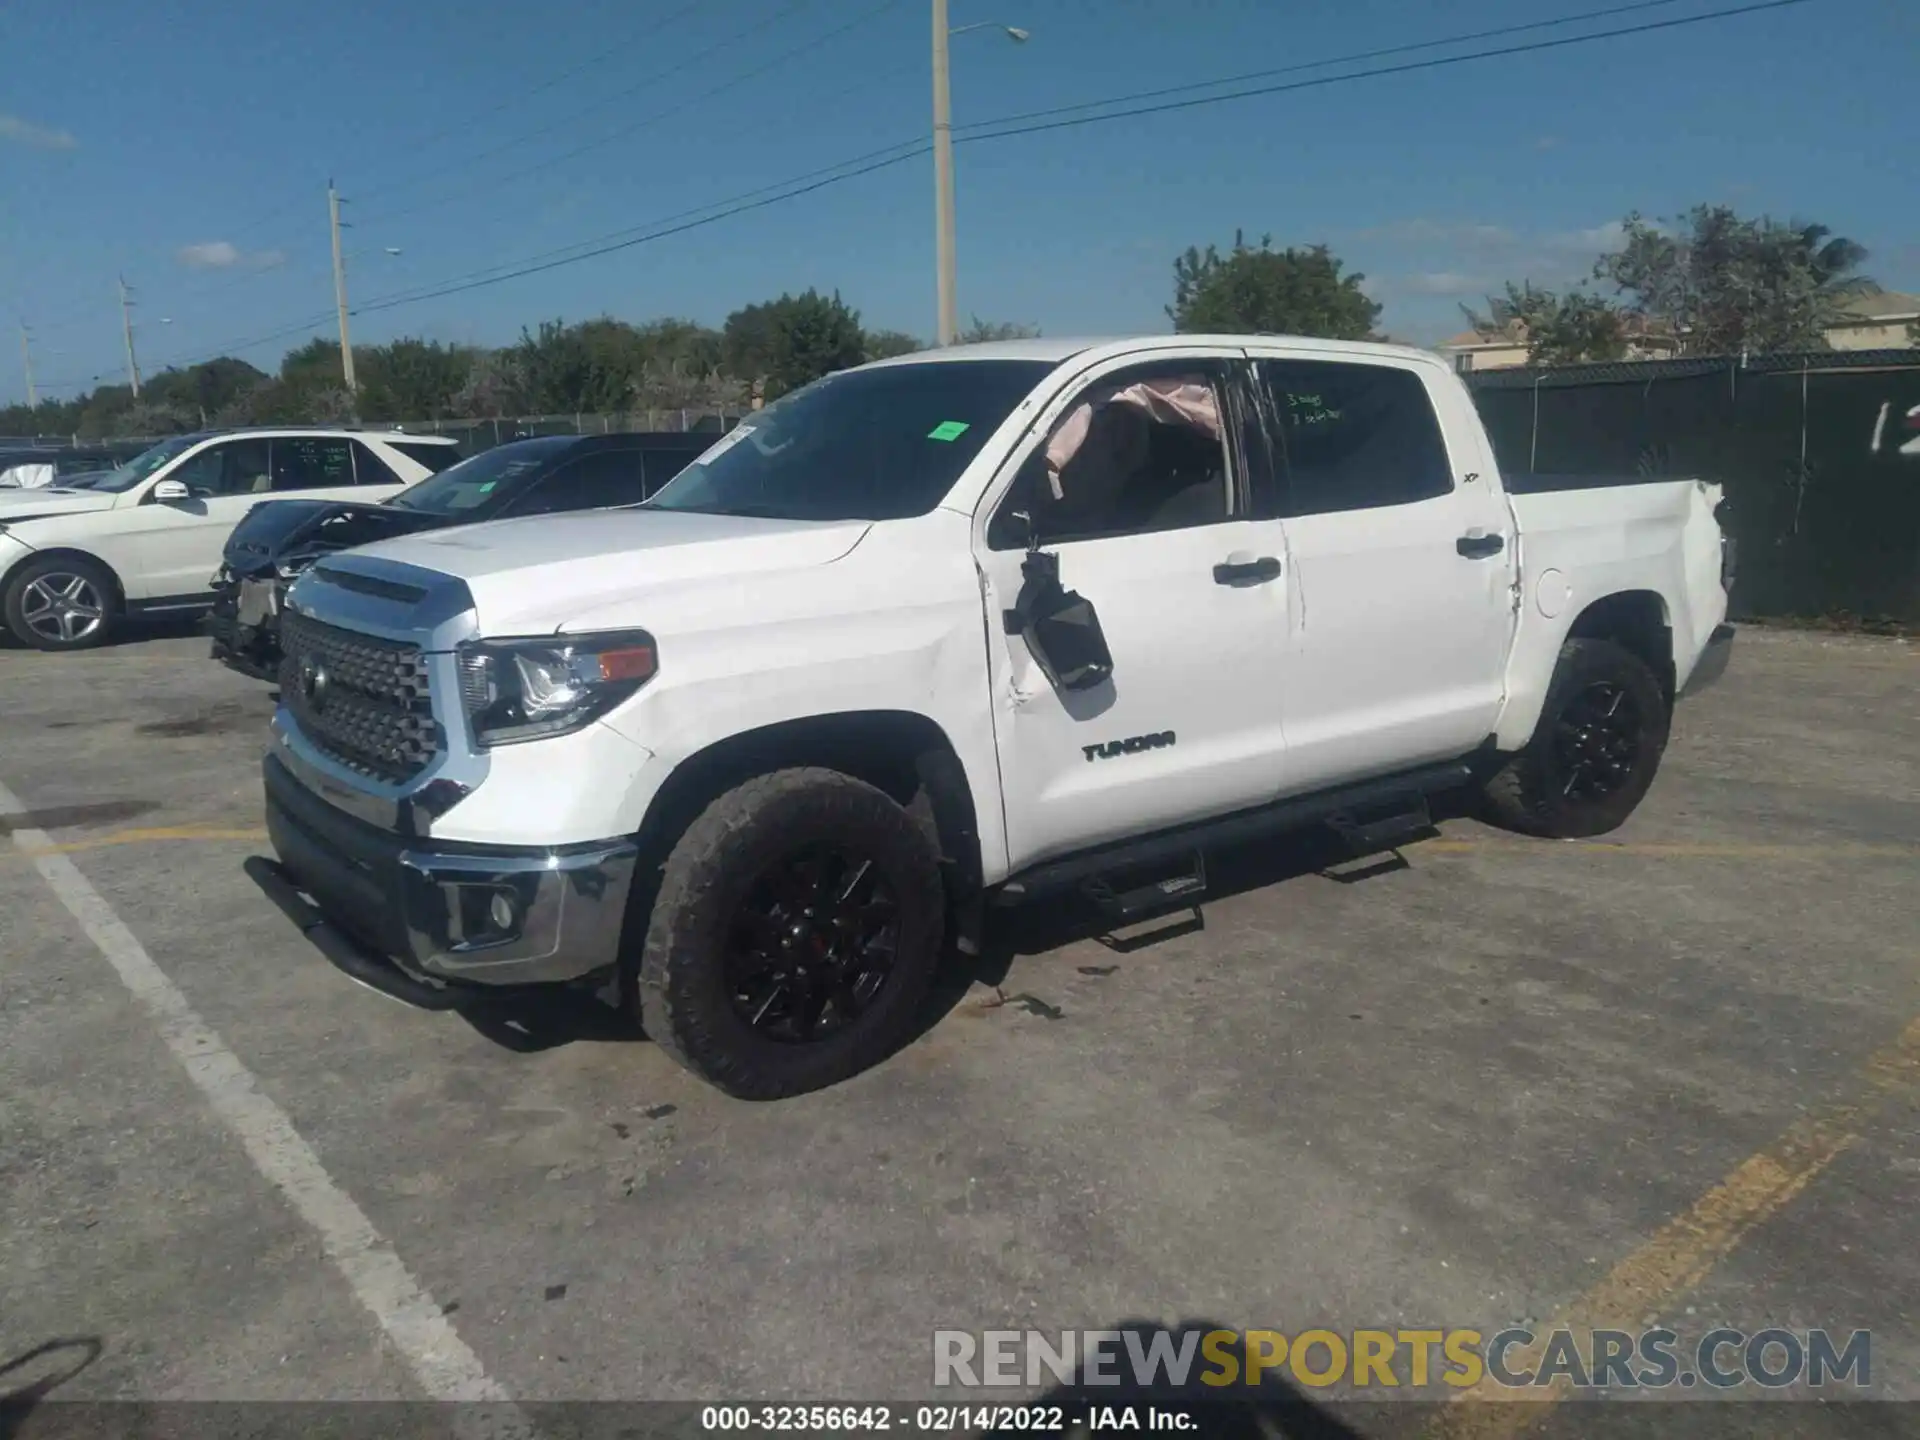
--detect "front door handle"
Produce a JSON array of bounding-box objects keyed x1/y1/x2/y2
[
  {"x1": 1456, "y1": 532, "x2": 1505, "y2": 559},
  {"x1": 1214, "y1": 555, "x2": 1281, "y2": 585}
]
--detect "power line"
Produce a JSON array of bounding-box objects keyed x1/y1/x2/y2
[
  {"x1": 36, "y1": 0, "x2": 1828, "y2": 387},
  {"x1": 953, "y1": 0, "x2": 1825, "y2": 145},
  {"x1": 350, "y1": 0, "x2": 1829, "y2": 318},
  {"x1": 953, "y1": 0, "x2": 1698, "y2": 133},
  {"x1": 377, "y1": 0, "x2": 719, "y2": 171},
  {"x1": 358, "y1": 0, "x2": 901, "y2": 227},
  {"x1": 353, "y1": 144, "x2": 932, "y2": 315}
]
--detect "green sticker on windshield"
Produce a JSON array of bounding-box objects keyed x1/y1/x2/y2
[
  {"x1": 477, "y1": 481, "x2": 497, "y2": 493},
  {"x1": 926, "y1": 420, "x2": 971, "y2": 442}
]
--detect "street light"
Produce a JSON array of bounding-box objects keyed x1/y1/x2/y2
[{"x1": 933, "y1": 5, "x2": 1028, "y2": 346}]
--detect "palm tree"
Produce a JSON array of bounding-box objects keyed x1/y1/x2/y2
[{"x1": 1793, "y1": 222, "x2": 1877, "y2": 297}]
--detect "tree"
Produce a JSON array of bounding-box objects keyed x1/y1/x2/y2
[
  {"x1": 356, "y1": 339, "x2": 476, "y2": 422},
  {"x1": 1462, "y1": 283, "x2": 1629, "y2": 366},
  {"x1": 1170, "y1": 232, "x2": 1381, "y2": 339},
  {"x1": 957, "y1": 317, "x2": 1039, "y2": 344},
  {"x1": 863, "y1": 329, "x2": 925, "y2": 362},
  {"x1": 1593, "y1": 206, "x2": 1877, "y2": 355},
  {"x1": 722, "y1": 289, "x2": 865, "y2": 397}
]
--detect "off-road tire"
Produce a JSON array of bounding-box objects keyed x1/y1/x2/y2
[
  {"x1": 3, "y1": 553, "x2": 120, "y2": 652},
  {"x1": 1482, "y1": 638, "x2": 1671, "y2": 838},
  {"x1": 636, "y1": 767, "x2": 947, "y2": 1099}
]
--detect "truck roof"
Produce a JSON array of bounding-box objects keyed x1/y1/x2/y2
[{"x1": 864, "y1": 334, "x2": 1447, "y2": 369}]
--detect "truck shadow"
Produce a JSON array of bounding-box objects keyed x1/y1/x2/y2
[
  {"x1": 966, "y1": 1320, "x2": 1375, "y2": 1439},
  {"x1": 248, "y1": 796, "x2": 1480, "y2": 1064},
  {"x1": 916, "y1": 796, "x2": 1475, "y2": 1043},
  {"x1": 0, "y1": 1336, "x2": 104, "y2": 1440}
]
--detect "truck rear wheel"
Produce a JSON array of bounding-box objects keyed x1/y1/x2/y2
[
  {"x1": 636, "y1": 767, "x2": 947, "y2": 1099},
  {"x1": 1482, "y1": 638, "x2": 1670, "y2": 838}
]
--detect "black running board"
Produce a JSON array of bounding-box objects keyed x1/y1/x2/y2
[{"x1": 997, "y1": 759, "x2": 1474, "y2": 903}]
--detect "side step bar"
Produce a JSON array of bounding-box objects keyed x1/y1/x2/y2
[{"x1": 999, "y1": 758, "x2": 1474, "y2": 906}]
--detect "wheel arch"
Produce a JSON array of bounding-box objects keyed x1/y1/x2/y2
[
  {"x1": 2, "y1": 545, "x2": 128, "y2": 610},
  {"x1": 633, "y1": 709, "x2": 986, "y2": 897},
  {"x1": 1565, "y1": 588, "x2": 1674, "y2": 701}
]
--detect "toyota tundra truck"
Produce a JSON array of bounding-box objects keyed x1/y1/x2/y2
[{"x1": 257, "y1": 335, "x2": 1734, "y2": 1099}]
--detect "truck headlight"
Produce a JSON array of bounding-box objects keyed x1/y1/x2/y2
[{"x1": 456, "y1": 630, "x2": 657, "y2": 747}]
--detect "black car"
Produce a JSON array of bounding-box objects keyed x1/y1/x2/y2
[{"x1": 208, "y1": 430, "x2": 715, "y2": 679}]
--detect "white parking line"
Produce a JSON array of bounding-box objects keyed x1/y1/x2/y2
[{"x1": 0, "y1": 778, "x2": 535, "y2": 1435}]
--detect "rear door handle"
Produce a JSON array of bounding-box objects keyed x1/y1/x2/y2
[
  {"x1": 1214, "y1": 555, "x2": 1281, "y2": 585},
  {"x1": 1456, "y1": 532, "x2": 1505, "y2": 559}
]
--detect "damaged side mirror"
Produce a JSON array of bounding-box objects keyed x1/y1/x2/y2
[{"x1": 1002, "y1": 549, "x2": 1113, "y2": 692}]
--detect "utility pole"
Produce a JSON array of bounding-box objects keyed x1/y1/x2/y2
[
  {"x1": 329, "y1": 180, "x2": 357, "y2": 392},
  {"x1": 118, "y1": 276, "x2": 142, "y2": 397},
  {"x1": 18, "y1": 322, "x2": 36, "y2": 409},
  {"x1": 931, "y1": 0, "x2": 957, "y2": 347}
]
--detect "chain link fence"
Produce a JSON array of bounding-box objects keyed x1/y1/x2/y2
[{"x1": 1465, "y1": 348, "x2": 1920, "y2": 626}]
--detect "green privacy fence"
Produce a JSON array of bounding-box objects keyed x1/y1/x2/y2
[{"x1": 1466, "y1": 350, "x2": 1920, "y2": 626}]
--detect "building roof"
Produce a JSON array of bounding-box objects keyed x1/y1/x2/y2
[{"x1": 1833, "y1": 290, "x2": 1920, "y2": 322}]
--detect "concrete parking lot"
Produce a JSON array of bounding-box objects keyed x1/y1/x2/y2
[{"x1": 1, "y1": 621, "x2": 1915, "y2": 1435}]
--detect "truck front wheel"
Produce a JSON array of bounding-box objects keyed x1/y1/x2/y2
[
  {"x1": 636, "y1": 767, "x2": 947, "y2": 1099},
  {"x1": 1482, "y1": 638, "x2": 1671, "y2": 838}
]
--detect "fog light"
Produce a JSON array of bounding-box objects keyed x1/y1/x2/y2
[{"x1": 489, "y1": 892, "x2": 517, "y2": 931}]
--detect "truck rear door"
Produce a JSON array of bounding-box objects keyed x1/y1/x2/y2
[{"x1": 1247, "y1": 351, "x2": 1516, "y2": 792}]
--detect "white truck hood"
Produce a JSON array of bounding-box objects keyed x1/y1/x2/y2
[
  {"x1": 0, "y1": 486, "x2": 119, "y2": 519},
  {"x1": 335, "y1": 507, "x2": 872, "y2": 633}
]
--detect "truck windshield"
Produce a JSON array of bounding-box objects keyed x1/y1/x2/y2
[
  {"x1": 386, "y1": 437, "x2": 572, "y2": 515},
  {"x1": 79, "y1": 436, "x2": 199, "y2": 493},
  {"x1": 644, "y1": 359, "x2": 1053, "y2": 521}
]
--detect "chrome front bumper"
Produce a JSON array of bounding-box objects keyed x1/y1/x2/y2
[{"x1": 263, "y1": 753, "x2": 636, "y2": 987}]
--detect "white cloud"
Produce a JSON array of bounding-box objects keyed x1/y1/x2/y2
[
  {"x1": 1547, "y1": 220, "x2": 1626, "y2": 253},
  {"x1": 0, "y1": 113, "x2": 78, "y2": 150},
  {"x1": 177, "y1": 241, "x2": 287, "y2": 271},
  {"x1": 1402, "y1": 271, "x2": 1487, "y2": 297},
  {"x1": 1533, "y1": 136, "x2": 1561, "y2": 152}
]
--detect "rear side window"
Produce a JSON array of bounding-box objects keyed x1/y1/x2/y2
[
  {"x1": 1257, "y1": 360, "x2": 1453, "y2": 516},
  {"x1": 507, "y1": 450, "x2": 648, "y2": 517},
  {"x1": 270, "y1": 437, "x2": 355, "y2": 491},
  {"x1": 351, "y1": 442, "x2": 405, "y2": 487},
  {"x1": 386, "y1": 440, "x2": 465, "y2": 474}
]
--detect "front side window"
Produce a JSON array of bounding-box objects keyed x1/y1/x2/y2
[
  {"x1": 645, "y1": 359, "x2": 1053, "y2": 522},
  {"x1": 270, "y1": 437, "x2": 355, "y2": 491},
  {"x1": 1257, "y1": 360, "x2": 1453, "y2": 516},
  {"x1": 989, "y1": 365, "x2": 1235, "y2": 549},
  {"x1": 166, "y1": 439, "x2": 270, "y2": 497}
]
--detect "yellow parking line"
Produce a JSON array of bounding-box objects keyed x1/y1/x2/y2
[
  {"x1": 1429, "y1": 1013, "x2": 1920, "y2": 1437},
  {"x1": 10, "y1": 825, "x2": 267, "y2": 857},
  {"x1": 1415, "y1": 838, "x2": 1916, "y2": 860}
]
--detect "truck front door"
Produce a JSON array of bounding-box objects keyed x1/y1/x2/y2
[
  {"x1": 976, "y1": 354, "x2": 1295, "y2": 872},
  {"x1": 1250, "y1": 354, "x2": 1516, "y2": 792}
]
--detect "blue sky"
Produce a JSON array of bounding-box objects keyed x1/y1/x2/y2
[{"x1": 2, "y1": 0, "x2": 1914, "y2": 405}]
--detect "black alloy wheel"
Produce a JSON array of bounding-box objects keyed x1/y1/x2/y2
[
  {"x1": 638, "y1": 766, "x2": 948, "y2": 1099},
  {"x1": 1552, "y1": 679, "x2": 1643, "y2": 802},
  {"x1": 1480, "y1": 637, "x2": 1672, "y2": 839},
  {"x1": 725, "y1": 845, "x2": 901, "y2": 1043}
]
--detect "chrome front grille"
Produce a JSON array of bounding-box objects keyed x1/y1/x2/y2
[{"x1": 280, "y1": 611, "x2": 439, "y2": 783}]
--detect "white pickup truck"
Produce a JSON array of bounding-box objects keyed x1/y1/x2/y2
[{"x1": 258, "y1": 336, "x2": 1734, "y2": 1098}]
